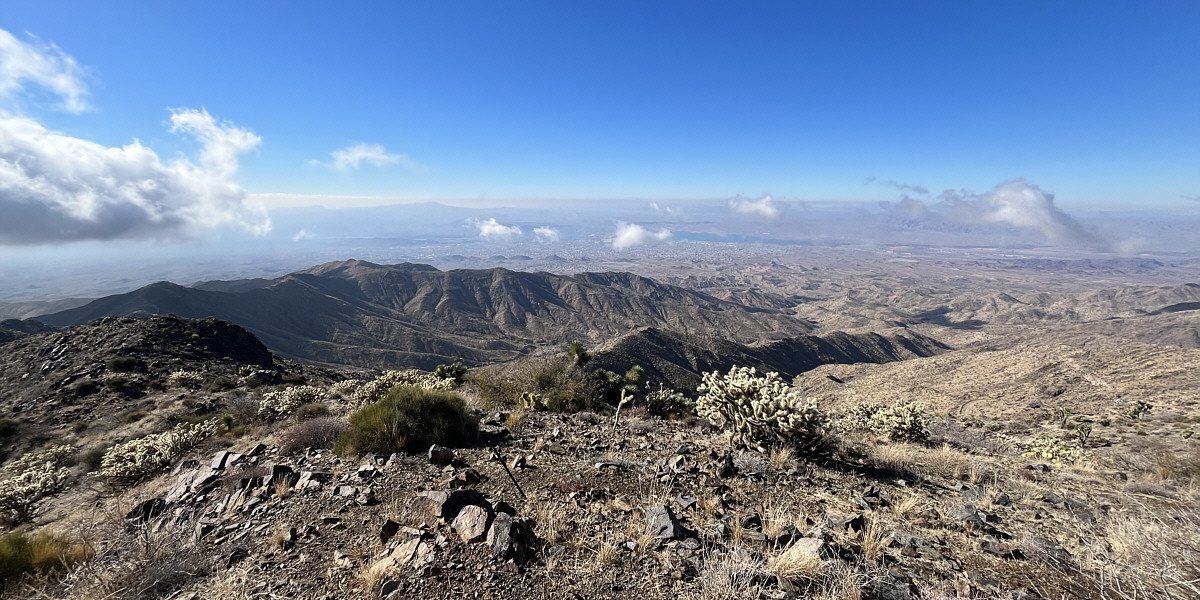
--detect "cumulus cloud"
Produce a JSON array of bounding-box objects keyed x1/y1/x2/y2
[
  {"x1": 292, "y1": 229, "x2": 314, "y2": 241},
  {"x1": 971, "y1": 179, "x2": 1099, "y2": 245},
  {"x1": 0, "y1": 29, "x2": 89, "y2": 113},
  {"x1": 611, "y1": 221, "x2": 671, "y2": 250},
  {"x1": 312, "y1": 142, "x2": 425, "y2": 172},
  {"x1": 0, "y1": 108, "x2": 270, "y2": 245},
  {"x1": 469, "y1": 217, "x2": 522, "y2": 240},
  {"x1": 727, "y1": 194, "x2": 782, "y2": 219},
  {"x1": 649, "y1": 202, "x2": 683, "y2": 217},
  {"x1": 533, "y1": 226, "x2": 561, "y2": 242}
]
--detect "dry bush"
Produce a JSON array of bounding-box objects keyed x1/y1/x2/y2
[
  {"x1": 279, "y1": 417, "x2": 348, "y2": 455},
  {"x1": 869, "y1": 442, "x2": 920, "y2": 476},
  {"x1": 698, "y1": 548, "x2": 767, "y2": 600},
  {"x1": 1093, "y1": 504, "x2": 1200, "y2": 599},
  {"x1": 0, "y1": 529, "x2": 92, "y2": 585},
  {"x1": 474, "y1": 356, "x2": 597, "y2": 412},
  {"x1": 767, "y1": 542, "x2": 824, "y2": 580},
  {"x1": 225, "y1": 396, "x2": 261, "y2": 426},
  {"x1": 921, "y1": 443, "x2": 970, "y2": 479}
]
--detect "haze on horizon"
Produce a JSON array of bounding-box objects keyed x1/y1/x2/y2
[{"x1": 1, "y1": 2, "x2": 1199, "y2": 301}]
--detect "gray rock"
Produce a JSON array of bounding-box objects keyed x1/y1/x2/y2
[
  {"x1": 647, "y1": 504, "x2": 686, "y2": 540},
  {"x1": 452, "y1": 504, "x2": 492, "y2": 543},
  {"x1": 428, "y1": 445, "x2": 455, "y2": 466},
  {"x1": 414, "y1": 489, "x2": 489, "y2": 520}
]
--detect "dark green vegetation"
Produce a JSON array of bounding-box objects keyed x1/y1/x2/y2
[
  {"x1": 0, "y1": 531, "x2": 90, "y2": 584},
  {"x1": 335, "y1": 386, "x2": 478, "y2": 454}
]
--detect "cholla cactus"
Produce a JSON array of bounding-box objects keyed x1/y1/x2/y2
[
  {"x1": 646, "y1": 385, "x2": 695, "y2": 418},
  {"x1": 331, "y1": 379, "x2": 361, "y2": 396},
  {"x1": 259, "y1": 385, "x2": 325, "y2": 418},
  {"x1": 836, "y1": 403, "x2": 884, "y2": 433},
  {"x1": 100, "y1": 419, "x2": 220, "y2": 480},
  {"x1": 168, "y1": 370, "x2": 205, "y2": 390},
  {"x1": 868, "y1": 401, "x2": 929, "y2": 442},
  {"x1": 347, "y1": 370, "x2": 456, "y2": 410},
  {"x1": 696, "y1": 366, "x2": 831, "y2": 457},
  {"x1": 0, "y1": 444, "x2": 75, "y2": 522}
]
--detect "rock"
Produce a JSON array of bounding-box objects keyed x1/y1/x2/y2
[
  {"x1": 295, "y1": 471, "x2": 331, "y2": 490},
  {"x1": 211, "y1": 451, "x2": 243, "y2": 470},
  {"x1": 268, "y1": 464, "x2": 297, "y2": 487},
  {"x1": 356, "y1": 489, "x2": 379, "y2": 506},
  {"x1": 677, "y1": 495, "x2": 697, "y2": 511},
  {"x1": 380, "y1": 520, "x2": 400, "y2": 545},
  {"x1": 647, "y1": 505, "x2": 686, "y2": 540},
  {"x1": 333, "y1": 549, "x2": 356, "y2": 568},
  {"x1": 357, "y1": 464, "x2": 381, "y2": 479},
  {"x1": 981, "y1": 540, "x2": 1025, "y2": 559},
  {"x1": 379, "y1": 579, "x2": 401, "y2": 597},
  {"x1": 449, "y1": 468, "x2": 482, "y2": 489},
  {"x1": 124, "y1": 498, "x2": 166, "y2": 523},
  {"x1": 509, "y1": 455, "x2": 527, "y2": 470},
  {"x1": 246, "y1": 443, "x2": 267, "y2": 456},
  {"x1": 165, "y1": 466, "x2": 220, "y2": 504},
  {"x1": 428, "y1": 445, "x2": 455, "y2": 466},
  {"x1": 717, "y1": 453, "x2": 737, "y2": 478},
  {"x1": 789, "y1": 536, "x2": 826, "y2": 558},
  {"x1": 414, "y1": 489, "x2": 490, "y2": 521},
  {"x1": 487, "y1": 513, "x2": 539, "y2": 564},
  {"x1": 453, "y1": 504, "x2": 492, "y2": 543},
  {"x1": 868, "y1": 574, "x2": 914, "y2": 600},
  {"x1": 824, "y1": 511, "x2": 865, "y2": 534}
]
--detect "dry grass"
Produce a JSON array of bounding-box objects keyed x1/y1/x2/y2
[
  {"x1": 767, "y1": 542, "x2": 825, "y2": 580},
  {"x1": 858, "y1": 519, "x2": 888, "y2": 563},
  {"x1": 769, "y1": 445, "x2": 795, "y2": 471},
  {"x1": 592, "y1": 539, "x2": 621, "y2": 571},
  {"x1": 534, "y1": 502, "x2": 569, "y2": 546},
  {"x1": 890, "y1": 494, "x2": 923, "y2": 518},
  {"x1": 357, "y1": 558, "x2": 398, "y2": 598},
  {"x1": 272, "y1": 475, "x2": 293, "y2": 499},
  {"x1": 697, "y1": 548, "x2": 765, "y2": 600},
  {"x1": 506, "y1": 408, "x2": 526, "y2": 433},
  {"x1": 922, "y1": 443, "x2": 970, "y2": 479},
  {"x1": 870, "y1": 442, "x2": 919, "y2": 475}
]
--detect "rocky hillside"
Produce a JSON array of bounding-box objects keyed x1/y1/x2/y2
[
  {"x1": 590, "y1": 327, "x2": 949, "y2": 392},
  {"x1": 35, "y1": 260, "x2": 817, "y2": 369}
]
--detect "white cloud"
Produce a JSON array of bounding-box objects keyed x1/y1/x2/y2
[
  {"x1": 470, "y1": 217, "x2": 522, "y2": 240},
  {"x1": 0, "y1": 108, "x2": 270, "y2": 245},
  {"x1": 533, "y1": 226, "x2": 561, "y2": 242},
  {"x1": 612, "y1": 221, "x2": 671, "y2": 250},
  {"x1": 0, "y1": 29, "x2": 89, "y2": 113},
  {"x1": 313, "y1": 142, "x2": 425, "y2": 172},
  {"x1": 974, "y1": 179, "x2": 1096, "y2": 245},
  {"x1": 727, "y1": 194, "x2": 781, "y2": 219},
  {"x1": 292, "y1": 229, "x2": 314, "y2": 241},
  {"x1": 649, "y1": 202, "x2": 683, "y2": 217}
]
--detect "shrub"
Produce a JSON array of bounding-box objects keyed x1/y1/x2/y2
[
  {"x1": 645, "y1": 385, "x2": 695, "y2": 419},
  {"x1": 0, "y1": 530, "x2": 91, "y2": 583},
  {"x1": 330, "y1": 379, "x2": 361, "y2": 397},
  {"x1": 280, "y1": 417, "x2": 348, "y2": 455},
  {"x1": 434, "y1": 361, "x2": 468, "y2": 386},
  {"x1": 259, "y1": 385, "x2": 325, "y2": 419},
  {"x1": 226, "y1": 396, "x2": 261, "y2": 425},
  {"x1": 475, "y1": 357, "x2": 597, "y2": 412},
  {"x1": 168, "y1": 370, "x2": 204, "y2": 390},
  {"x1": 99, "y1": 419, "x2": 220, "y2": 481},
  {"x1": 348, "y1": 370, "x2": 455, "y2": 410},
  {"x1": 836, "y1": 403, "x2": 884, "y2": 433},
  {"x1": 295, "y1": 402, "x2": 330, "y2": 422},
  {"x1": 334, "y1": 386, "x2": 478, "y2": 455},
  {"x1": 696, "y1": 366, "x2": 832, "y2": 457},
  {"x1": 205, "y1": 376, "x2": 238, "y2": 393},
  {"x1": 106, "y1": 356, "x2": 141, "y2": 373},
  {"x1": 0, "y1": 444, "x2": 75, "y2": 523},
  {"x1": 0, "y1": 419, "x2": 18, "y2": 438},
  {"x1": 123, "y1": 410, "x2": 147, "y2": 423}
]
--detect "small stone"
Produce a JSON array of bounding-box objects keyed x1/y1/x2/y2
[
  {"x1": 357, "y1": 464, "x2": 381, "y2": 479},
  {"x1": 380, "y1": 520, "x2": 400, "y2": 545},
  {"x1": 414, "y1": 489, "x2": 489, "y2": 520},
  {"x1": 428, "y1": 445, "x2": 456, "y2": 466}
]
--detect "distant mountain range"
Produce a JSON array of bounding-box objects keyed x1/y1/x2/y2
[
  {"x1": 590, "y1": 326, "x2": 948, "y2": 392},
  {"x1": 34, "y1": 260, "x2": 826, "y2": 369}
]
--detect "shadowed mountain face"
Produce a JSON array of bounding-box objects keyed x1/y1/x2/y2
[
  {"x1": 35, "y1": 260, "x2": 819, "y2": 369},
  {"x1": 590, "y1": 326, "x2": 949, "y2": 392}
]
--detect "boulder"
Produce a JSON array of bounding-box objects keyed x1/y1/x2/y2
[
  {"x1": 414, "y1": 489, "x2": 489, "y2": 521},
  {"x1": 647, "y1": 505, "x2": 686, "y2": 540},
  {"x1": 453, "y1": 504, "x2": 492, "y2": 543}
]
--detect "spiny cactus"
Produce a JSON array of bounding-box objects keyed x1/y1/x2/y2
[
  {"x1": 696, "y1": 366, "x2": 832, "y2": 457},
  {"x1": 645, "y1": 385, "x2": 695, "y2": 418},
  {"x1": 259, "y1": 385, "x2": 325, "y2": 418},
  {"x1": 869, "y1": 401, "x2": 929, "y2": 442},
  {"x1": 168, "y1": 370, "x2": 204, "y2": 390},
  {"x1": 0, "y1": 444, "x2": 75, "y2": 522},
  {"x1": 100, "y1": 419, "x2": 220, "y2": 481}
]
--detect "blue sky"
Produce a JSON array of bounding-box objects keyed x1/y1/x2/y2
[{"x1": 2, "y1": 1, "x2": 1198, "y2": 220}]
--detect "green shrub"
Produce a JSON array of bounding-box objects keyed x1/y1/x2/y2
[
  {"x1": 0, "y1": 419, "x2": 18, "y2": 439},
  {"x1": 106, "y1": 356, "x2": 141, "y2": 373},
  {"x1": 334, "y1": 386, "x2": 478, "y2": 455},
  {"x1": 205, "y1": 376, "x2": 238, "y2": 393},
  {"x1": 474, "y1": 357, "x2": 596, "y2": 412},
  {"x1": 123, "y1": 410, "x2": 147, "y2": 423},
  {"x1": 645, "y1": 386, "x2": 695, "y2": 418},
  {"x1": 0, "y1": 530, "x2": 91, "y2": 583},
  {"x1": 348, "y1": 370, "x2": 455, "y2": 410},
  {"x1": 434, "y1": 361, "x2": 468, "y2": 386},
  {"x1": 696, "y1": 366, "x2": 832, "y2": 457}
]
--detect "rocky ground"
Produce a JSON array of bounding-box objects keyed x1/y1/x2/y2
[{"x1": 0, "y1": 311, "x2": 1197, "y2": 599}]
